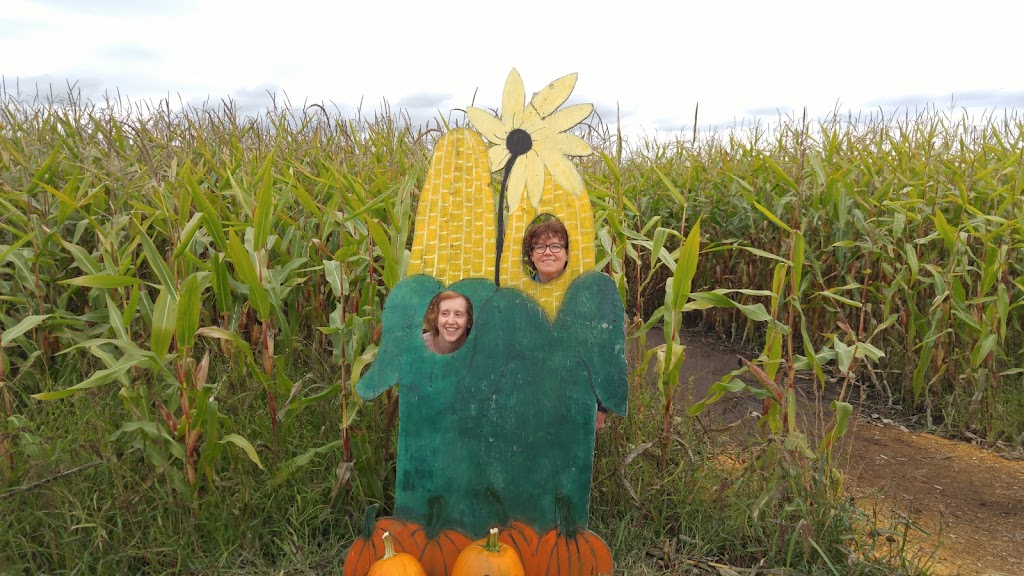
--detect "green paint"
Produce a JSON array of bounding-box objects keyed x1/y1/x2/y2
[{"x1": 357, "y1": 272, "x2": 627, "y2": 537}]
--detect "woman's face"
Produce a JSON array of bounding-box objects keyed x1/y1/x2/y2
[
  {"x1": 529, "y1": 233, "x2": 568, "y2": 283},
  {"x1": 436, "y1": 296, "x2": 470, "y2": 346}
]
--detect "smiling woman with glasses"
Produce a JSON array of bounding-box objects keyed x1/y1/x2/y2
[{"x1": 522, "y1": 218, "x2": 569, "y2": 283}]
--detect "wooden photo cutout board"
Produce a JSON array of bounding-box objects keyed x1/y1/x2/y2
[{"x1": 352, "y1": 70, "x2": 626, "y2": 576}]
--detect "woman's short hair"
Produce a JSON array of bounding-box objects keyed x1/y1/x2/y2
[
  {"x1": 522, "y1": 219, "x2": 569, "y2": 270},
  {"x1": 422, "y1": 291, "x2": 474, "y2": 334}
]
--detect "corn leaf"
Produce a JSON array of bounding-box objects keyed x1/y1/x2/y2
[
  {"x1": 185, "y1": 169, "x2": 228, "y2": 251},
  {"x1": 220, "y1": 433, "x2": 264, "y2": 470},
  {"x1": 137, "y1": 224, "x2": 177, "y2": 299},
  {"x1": 172, "y1": 212, "x2": 206, "y2": 260},
  {"x1": 932, "y1": 210, "x2": 956, "y2": 251},
  {"x1": 669, "y1": 217, "x2": 701, "y2": 311},
  {"x1": 1, "y1": 314, "x2": 50, "y2": 347},
  {"x1": 33, "y1": 356, "x2": 147, "y2": 400},
  {"x1": 151, "y1": 288, "x2": 177, "y2": 359},
  {"x1": 176, "y1": 273, "x2": 202, "y2": 350},
  {"x1": 60, "y1": 274, "x2": 140, "y2": 288},
  {"x1": 253, "y1": 164, "x2": 275, "y2": 249},
  {"x1": 226, "y1": 230, "x2": 270, "y2": 320},
  {"x1": 196, "y1": 326, "x2": 254, "y2": 364}
]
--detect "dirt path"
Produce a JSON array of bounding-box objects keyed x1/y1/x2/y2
[
  {"x1": 667, "y1": 330, "x2": 1024, "y2": 575},
  {"x1": 843, "y1": 421, "x2": 1024, "y2": 575}
]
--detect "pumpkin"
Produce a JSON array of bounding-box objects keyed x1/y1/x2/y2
[
  {"x1": 368, "y1": 531, "x2": 428, "y2": 576},
  {"x1": 451, "y1": 528, "x2": 525, "y2": 576},
  {"x1": 416, "y1": 497, "x2": 472, "y2": 576},
  {"x1": 532, "y1": 495, "x2": 613, "y2": 576},
  {"x1": 344, "y1": 504, "x2": 390, "y2": 576},
  {"x1": 375, "y1": 516, "x2": 425, "y2": 557},
  {"x1": 487, "y1": 488, "x2": 540, "y2": 573},
  {"x1": 379, "y1": 496, "x2": 471, "y2": 576}
]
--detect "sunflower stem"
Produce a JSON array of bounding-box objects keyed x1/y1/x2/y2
[{"x1": 495, "y1": 154, "x2": 520, "y2": 286}]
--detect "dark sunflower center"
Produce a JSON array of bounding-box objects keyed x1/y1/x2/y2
[{"x1": 506, "y1": 128, "x2": 532, "y2": 156}]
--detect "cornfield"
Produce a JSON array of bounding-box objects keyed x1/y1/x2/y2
[{"x1": 1, "y1": 86, "x2": 1022, "y2": 572}]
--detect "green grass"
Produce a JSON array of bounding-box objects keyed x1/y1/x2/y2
[{"x1": 1, "y1": 350, "x2": 930, "y2": 575}]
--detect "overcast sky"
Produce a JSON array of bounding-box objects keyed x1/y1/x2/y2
[{"x1": 3, "y1": 0, "x2": 1023, "y2": 142}]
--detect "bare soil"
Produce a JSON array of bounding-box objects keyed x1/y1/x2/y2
[{"x1": 666, "y1": 329, "x2": 1024, "y2": 576}]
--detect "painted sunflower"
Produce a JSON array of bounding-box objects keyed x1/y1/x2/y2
[{"x1": 467, "y1": 68, "x2": 594, "y2": 211}]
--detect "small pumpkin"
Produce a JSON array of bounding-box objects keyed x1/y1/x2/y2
[
  {"x1": 487, "y1": 488, "x2": 539, "y2": 574},
  {"x1": 344, "y1": 504, "x2": 389, "y2": 576},
  {"x1": 368, "y1": 531, "x2": 428, "y2": 576},
  {"x1": 452, "y1": 528, "x2": 525, "y2": 576},
  {"x1": 532, "y1": 495, "x2": 613, "y2": 576}
]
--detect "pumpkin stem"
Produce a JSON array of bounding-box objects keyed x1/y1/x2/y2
[
  {"x1": 381, "y1": 530, "x2": 397, "y2": 559},
  {"x1": 484, "y1": 527, "x2": 503, "y2": 553},
  {"x1": 555, "y1": 493, "x2": 579, "y2": 538},
  {"x1": 361, "y1": 503, "x2": 380, "y2": 538},
  {"x1": 425, "y1": 495, "x2": 447, "y2": 538}
]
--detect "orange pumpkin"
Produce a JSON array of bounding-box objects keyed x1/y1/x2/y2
[
  {"x1": 487, "y1": 489, "x2": 540, "y2": 573},
  {"x1": 418, "y1": 527, "x2": 471, "y2": 576},
  {"x1": 379, "y1": 496, "x2": 471, "y2": 576},
  {"x1": 368, "y1": 531, "x2": 428, "y2": 576},
  {"x1": 344, "y1": 504, "x2": 389, "y2": 576},
  {"x1": 532, "y1": 495, "x2": 613, "y2": 576},
  {"x1": 416, "y1": 497, "x2": 471, "y2": 576},
  {"x1": 375, "y1": 516, "x2": 425, "y2": 556},
  {"x1": 452, "y1": 528, "x2": 525, "y2": 576}
]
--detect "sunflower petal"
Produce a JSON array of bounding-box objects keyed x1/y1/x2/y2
[
  {"x1": 467, "y1": 107, "x2": 508, "y2": 144},
  {"x1": 519, "y1": 105, "x2": 544, "y2": 135},
  {"x1": 506, "y1": 161, "x2": 527, "y2": 212},
  {"x1": 553, "y1": 132, "x2": 594, "y2": 157},
  {"x1": 535, "y1": 141, "x2": 585, "y2": 196},
  {"x1": 524, "y1": 151, "x2": 545, "y2": 208},
  {"x1": 528, "y1": 73, "x2": 577, "y2": 118},
  {"x1": 545, "y1": 103, "x2": 594, "y2": 133},
  {"x1": 488, "y1": 145, "x2": 511, "y2": 173},
  {"x1": 501, "y1": 68, "x2": 525, "y2": 125}
]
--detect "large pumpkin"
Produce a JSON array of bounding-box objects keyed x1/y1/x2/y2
[
  {"x1": 487, "y1": 489, "x2": 540, "y2": 574},
  {"x1": 368, "y1": 531, "x2": 428, "y2": 576},
  {"x1": 532, "y1": 495, "x2": 613, "y2": 576},
  {"x1": 382, "y1": 496, "x2": 471, "y2": 576},
  {"x1": 452, "y1": 528, "x2": 525, "y2": 576},
  {"x1": 344, "y1": 504, "x2": 390, "y2": 576},
  {"x1": 375, "y1": 516, "x2": 424, "y2": 557}
]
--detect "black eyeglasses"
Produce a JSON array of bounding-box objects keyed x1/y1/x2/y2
[{"x1": 531, "y1": 243, "x2": 565, "y2": 254}]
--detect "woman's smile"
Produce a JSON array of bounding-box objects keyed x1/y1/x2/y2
[
  {"x1": 437, "y1": 298, "x2": 469, "y2": 344},
  {"x1": 530, "y1": 234, "x2": 568, "y2": 283}
]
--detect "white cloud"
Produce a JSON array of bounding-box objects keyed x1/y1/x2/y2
[{"x1": 2, "y1": 0, "x2": 1022, "y2": 139}]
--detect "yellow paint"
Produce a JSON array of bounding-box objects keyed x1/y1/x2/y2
[
  {"x1": 409, "y1": 128, "x2": 596, "y2": 321},
  {"x1": 499, "y1": 169, "x2": 595, "y2": 319},
  {"x1": 408, "y1": 128, "x2": 496, "y2": 285}
]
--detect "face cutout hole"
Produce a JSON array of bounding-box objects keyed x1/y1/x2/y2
[
  {"x1": 522, "y1": 214, "x2": 569, "y2": 284},
  {"x1": 421, "y1": 291, "x2": 474, "y2": 355}
]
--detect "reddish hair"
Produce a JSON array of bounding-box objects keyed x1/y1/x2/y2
[{"x1": 423, "y1": 291, "x2": 473, "y2": 334}]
